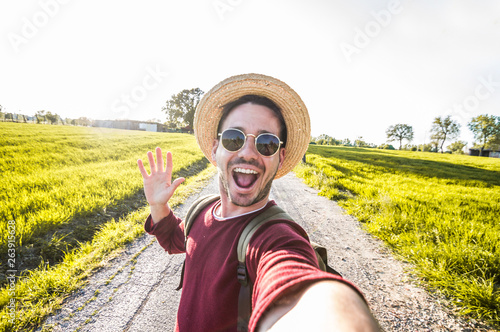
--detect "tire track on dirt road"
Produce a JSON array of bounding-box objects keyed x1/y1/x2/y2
[{"x1": 39, "y1": 173, "x2": 494, "y2": 331}]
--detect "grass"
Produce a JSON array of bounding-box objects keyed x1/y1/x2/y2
[
  {"x1": 0, "y1": 122, "x2": 206, "y2": 275},
  {"x1": 295, "y1": 145, "x2": 500, "y2": 325},
  {"x1": 3, "y1": 122, "x2": 498, "y2": 328},
  {"x1": 0, "y1": 122, "x2": 217, "y2": 331},
  {"x1": 0, "y1": 165, "x2": 216, "y2": 332}
]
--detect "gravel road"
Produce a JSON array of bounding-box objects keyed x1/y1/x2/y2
[{"x1": 39, "y1": 173, "x2": 495, "y2": 332}]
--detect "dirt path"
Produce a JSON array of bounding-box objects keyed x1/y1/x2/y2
[{"x1": 39, "y1": 173, "x2": 493, "y2": 331}]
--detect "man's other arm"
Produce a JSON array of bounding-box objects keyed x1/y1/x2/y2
[{"x1": 258, "y1": 280, "x2": 381, "y2": 332}]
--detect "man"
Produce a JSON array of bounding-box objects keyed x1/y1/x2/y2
[{"x1": 137, "y1": 74, "x2": 380, "y2": 332}]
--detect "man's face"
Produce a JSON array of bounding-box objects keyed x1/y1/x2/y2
[{"x1": 212, "y1": 103, "x2": 286, "y2": 208}]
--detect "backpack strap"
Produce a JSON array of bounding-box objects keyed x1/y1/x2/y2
[
  {"x1": 236, "y1": 205, "x2": 291, "y2": 331},
  {"x1": 237, "y1": 205, "x2": 290, "y2": 264},
  {"x1": 310, "y1": 242, "x2": 341, "y2": 275},
  {"x1": 184, "y1": 194, "x2": 220, "y2": 238},
  {"x1": 236, "y1": 205, "x2": 341, "y2": 331},
  {"x1": 176, "y1": 194, "x2": 220, "y2": 291}
]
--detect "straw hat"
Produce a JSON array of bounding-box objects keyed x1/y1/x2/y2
[{"x1": 194, "y1": 73, "x2": 310, "y2": 179}]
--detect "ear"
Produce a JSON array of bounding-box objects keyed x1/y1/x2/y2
[
  {"x1": 278, "y1": 148, "x2": 286, "y2": 169},
  {"x1": 211, "y1": 139, "x2": 219, "y2": 165}
]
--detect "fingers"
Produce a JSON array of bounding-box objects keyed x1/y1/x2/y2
[
  {"x1": 171, "y1": 177, "x2": 185, "y2": 191},
  {"x1": 166, "y1": 151, "x2": 173, "y2": 181},
  {"x1": 140, "y1": 148, "x2": 172, "y2": 178},
  {"x1": 137, "y1": 159, "x2": 149, "y2": 178},
  {"x1": 156, "y1": 147, "x2": 164, "y2": 173},
  {"x1": 147, "y1": 151, "x2": 156, "y2": 174}
]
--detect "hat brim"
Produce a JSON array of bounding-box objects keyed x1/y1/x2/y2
[{"x1": 194, "y1": 73, "x2": 310, "y2": 179}]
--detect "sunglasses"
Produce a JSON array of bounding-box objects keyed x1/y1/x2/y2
[{"x1": 218, "y1": 128, "x2": 283, "y2": 157}]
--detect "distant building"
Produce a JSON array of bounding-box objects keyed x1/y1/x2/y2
[
  {"x1": 469, "y1": 148, "x2": 500, "y2": 158},
  {"x1": 93, "y1": 120, "x2": 168, "y2": 132}
]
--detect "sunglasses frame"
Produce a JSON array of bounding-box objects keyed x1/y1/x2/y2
[{"x1": 218, "y1": 128, "x2": 283, "y2": 157}]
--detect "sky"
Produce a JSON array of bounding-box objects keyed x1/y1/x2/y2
[{"x1": 1, "y1": 0, "x2": 499, "y2": 147}]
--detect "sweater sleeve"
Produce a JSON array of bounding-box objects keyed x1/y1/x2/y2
[
  {"x1": 246, "y1": 221, "x2": 366, "y2": 332},
  {"x1": 144, "y1": 209, "x2": 186, "y2": 254}
]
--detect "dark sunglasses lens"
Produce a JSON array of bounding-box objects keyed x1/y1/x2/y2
[
  {"x1": 221, "y1": 130, "x2": 245, "y2": 152},
  {"x1": 256, "y1": 134, "x2": 280, "y2": 156}
]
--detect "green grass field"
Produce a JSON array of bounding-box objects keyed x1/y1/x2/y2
[
  {"x1": 0, "y1": 122, "x2": 215, "y2": 331},
  {"x1": 0, "y1": 123, "x2": 206, "y2": 261},
  {"x1": 2, "y1": 122, "x2": 499, "y2": 329},
  {"x1": 295, "y1": 145, "x2": 500, "y2": 324}
]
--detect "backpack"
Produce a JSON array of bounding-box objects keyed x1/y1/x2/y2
[{"x1": 176, "y1": 194, "x2": 341, "y2": 331}]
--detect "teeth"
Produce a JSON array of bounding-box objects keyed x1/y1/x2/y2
[{"x1": 234, "y1": 168, "x2": 258, "y2": 174}]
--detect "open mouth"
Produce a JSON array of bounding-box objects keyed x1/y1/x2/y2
[{"x1": 232, "y1": 167, "x2": 259, "y2": 189}]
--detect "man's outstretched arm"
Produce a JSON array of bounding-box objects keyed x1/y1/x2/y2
[{"x1": 258, "y1": 280, "x2": 381, "y2": 332}]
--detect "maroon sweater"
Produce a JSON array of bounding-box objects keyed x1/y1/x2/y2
[{"x1": 145, "y1": 200, "x2": 363, "y2": 332}]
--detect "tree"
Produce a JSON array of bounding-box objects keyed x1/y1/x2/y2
[
  {"x1": 165, "y1": 121, "x2": 178, "y2": 129},
  {"x1": 418, "y1": 143, "x2": 433, "y2": 152},
  {"x1": 35, "y1": 110, "x2": 47, "y2": 124},
  {"x1": 430, "y1": 140, "x2": 440, "y2": 153},
  {"x1": 402, "y1": 144, "x2": 417, "y2": 151},
  {"x1": 329, "y1": 138, "x2": 342, "y2": 146},
  {"x1": 342, "y1": 138, "x2": 352, "y2": 146},
  {"x1": 430, "y1": 116, "x2": 460, "y2": 153},
  {"x1": 312, "y1": 134, "x2": 342, "y2": 146},
  {"x1": 162, "y1": 88, "x2": 203, "y2": 129},
  {"x1": 468, "y1": 114, "x2": 500, "y2": 153},
  {"x1": 316, "y1": 139, "x2": 326, "y2": 145},
  {"x1": 45, "y1": 111, "x2": 60, "y2": 125},
  {"x1": 447, "y1": 141, "x2": 467, "y2": 154},
  {"x1": 377, "y1": 144, "x2": 395, "y2": 150},
  {"x1": 315, "y1": 134, "x2": 332, "y2": 141},
  {"x1": 77, "y1": 117, "x2": 92, "y2": 126},
  {"x1": 17, "y1": 113, "x2": 26, "y2": 123},
  {"x1": 355, "y1": 136, "x2": 371, "y2": 147},
  {"x1": 386, "y1": 124, "x2": 414, "y2": 150}
]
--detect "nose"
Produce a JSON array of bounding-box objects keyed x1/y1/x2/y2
[{"x1": 237, "y1": 134, "x2": 260, "y2": 159}]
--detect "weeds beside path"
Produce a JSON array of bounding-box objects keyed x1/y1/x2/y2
[{"x1": 295, "y1": 145, "x2": 500, "y2": 327}]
